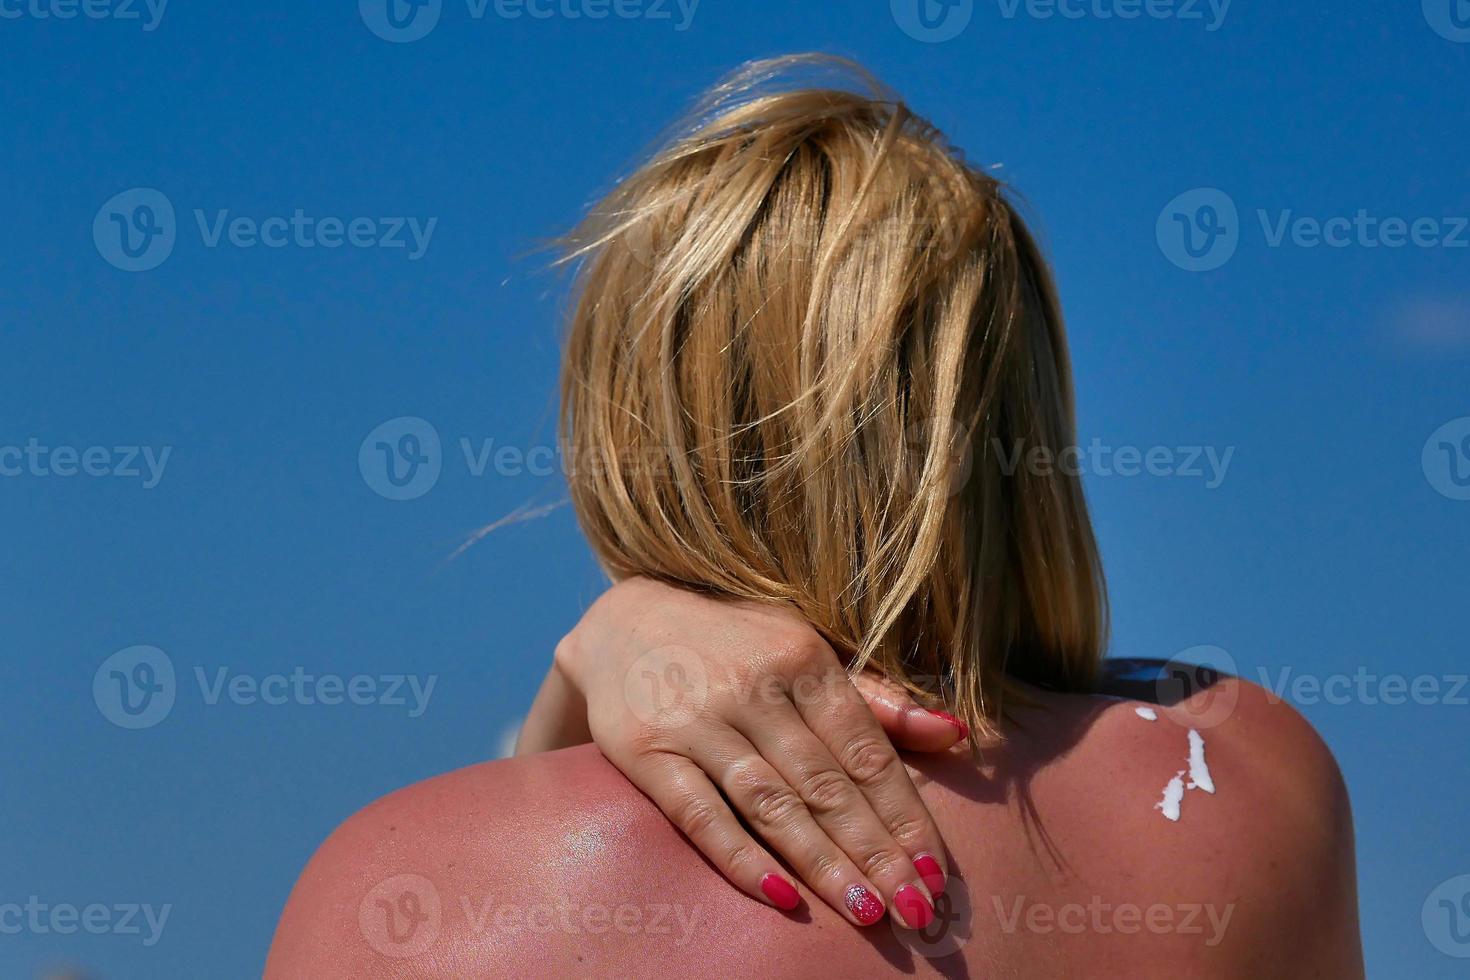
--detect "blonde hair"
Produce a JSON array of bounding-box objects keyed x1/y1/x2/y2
[{"x1": 558, "y1": 54, "x2": 1106, "y2": 738}]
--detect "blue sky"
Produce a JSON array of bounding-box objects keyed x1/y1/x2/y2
[{"x1": 2, "y1": 1, "x2": 1467, "y2": 976}]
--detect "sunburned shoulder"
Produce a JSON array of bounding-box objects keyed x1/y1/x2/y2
[
  {"x1": 264, "y1": 745, "x2": 679, "y2": 979},
  {"x1": 265, "y1": 676, "x2": 1364, "y2": 979},
  {"x1": 1084, "y1": 671, "x2": 1353, "y2": 837},
  {"x1": 1007, "y1": 674, "x2": 1362, "y2": 977}
]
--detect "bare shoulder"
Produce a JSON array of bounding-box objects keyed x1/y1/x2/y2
[
  {"x1": 1086, "y1": 669, "x2": 1351, "y2": 814},
  {"x1": 264, "y1": 745, "x2": 671, "y2": 979},
  {"x1": 1038, "y1": 673, "x2": 1363, "y2": 978},
  {"x1": 265, "y1": 677, "x2": 1364, "y2": 979},
  {"x1": 1178, "y1": 677, "x2": 1361, "y2": 977}
]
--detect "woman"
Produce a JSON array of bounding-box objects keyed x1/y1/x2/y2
[{"x1": 267, "y1": 55, "x2": 1362, "y2": 977}]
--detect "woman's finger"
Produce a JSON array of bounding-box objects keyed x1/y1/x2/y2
[
  {"x1": 624, "y1": 749, "x2": 804, "y2": 913},
  {"x1": 850, "y1": 670, "x2": 969, "y2": 753},
  {"x1": 788, "y1": 667, "x2": 951, "y2": 905},
  {"x1": 686, "y1": 728, "x2": 896, "y2": 927},
  {"x1": 734, "y1": 701, "x2": 939, "y2": 929}
]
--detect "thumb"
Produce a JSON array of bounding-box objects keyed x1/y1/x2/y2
[{"x1": 850, "y1": 671, "x2": 968, "y2": 752}]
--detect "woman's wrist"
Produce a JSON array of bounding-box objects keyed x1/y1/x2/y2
[
  {"x1": 514, "y1": 655, "x2": 592, "y2": 755},
  {"x1": 554, "y1": 577, "x2": 657, "y2": 688},
  {"x1": 550, "y1": 625, "x2": 588, "y2": 692},
  {"x1": 516, "y1": 581, "x2": 652, "y2": 755}
]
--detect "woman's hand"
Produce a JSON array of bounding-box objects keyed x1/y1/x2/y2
[{"x1": 523, "y1": 578, "x2": 966, "y2": 929}]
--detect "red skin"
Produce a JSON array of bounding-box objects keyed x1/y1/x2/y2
[{"x1": 266, "y1": 679, "x2": 1363, "y2": 979}]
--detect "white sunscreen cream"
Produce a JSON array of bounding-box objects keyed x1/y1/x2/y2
[
  {"x1": 1186, "y1": 728, "x2": 1215, "y2": 793},
  {"x1": 1154, "y1": 729, "x2": 1216, "y2": 820},
  {"x1": 1155, "y1": 770, "x2": 1186, "y2": 821},
  {"x1": 1134, "y1": 706, "x2": 1158, "y2": 721}
]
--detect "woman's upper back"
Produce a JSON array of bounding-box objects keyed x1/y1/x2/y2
[{"x1": 266, "y1": 676, "x2": 1361, "y2": 978}]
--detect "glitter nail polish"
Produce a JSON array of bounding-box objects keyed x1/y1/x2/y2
[{"x1": 844, "y1": 884, "x2": 885, "y2": 925}]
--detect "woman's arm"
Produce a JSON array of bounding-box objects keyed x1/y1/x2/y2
[
  {"x1": 514, "y1": 652, "x2": 592, "y2": 754},
  {"x1": 514, "y1": 577, "x2": 968, "y2": 930}
]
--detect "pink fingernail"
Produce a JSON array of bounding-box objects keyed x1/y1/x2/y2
[
  {"x1": 844, "y1": 884, "x2": 885, "y2": 925},
  {"x1": 926, "y1": 708, "x2": 969, "y2": 740},
  {"x1": 760, "y1": 873, "x2": 800, "y2": 911},
  {"x1": 894, "y1": 884, "x2": 935, "y2": 929},
  {"x1": 913, "y1": 853, "x2": 946, "y2": 896}
]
